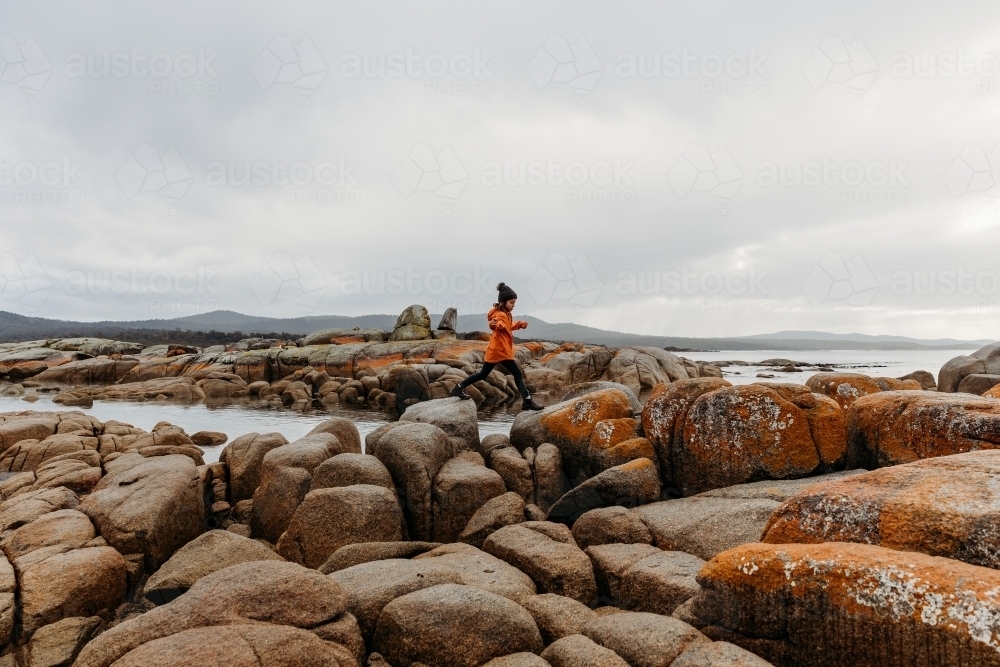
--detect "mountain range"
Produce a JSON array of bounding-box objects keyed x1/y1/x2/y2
[{"x1": 0, "y1": 310, "x2": 991, "y2": 351}]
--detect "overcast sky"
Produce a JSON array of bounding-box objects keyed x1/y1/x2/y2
[{"x1": 2, "y1": 0, "x2": 1000, "y2": 339}]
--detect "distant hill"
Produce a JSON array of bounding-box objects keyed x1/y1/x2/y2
[{"x1": 0, "y1": 310, "x2": 990, "y2": 351}]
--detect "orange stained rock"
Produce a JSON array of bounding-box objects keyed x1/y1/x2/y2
[
  {"x1": 847, "y1": 390, "x2": 1000, "y2": 468},
  {"x1": 805, "y1": 372, "x2": 883, "y2": 410},
  {"x1": 763, "y1": 450, "x2": 1000, "y2": 568},
  {"x1": 589, "y1": 418, "x2": 640, "y2": 450},
  {"x1": 540, "y1": 389, "x2": 635, "y2": 444},
  {"x1": 640, "y1": 377, "x2": 732, "y2": 485},
  {"x1": 695, "y1": 541, "x2": 1000, "y2": 663},
  {"x1": 603, "y1": 437, "x2": 656, "y2": 462},
  {"x1": 676, "y1": 383, "x2": 845, "y2": 495}
]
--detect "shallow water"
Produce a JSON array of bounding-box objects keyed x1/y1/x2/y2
[
  {"x1": 0, "y1": 348, "x2": 974, "y2": 462},
  {"x1": 0, "y1": 395, "x2": 517, "y2": 463},
  {"x1": 682, "y1": 348, "x2": 970, "y2": 386}
]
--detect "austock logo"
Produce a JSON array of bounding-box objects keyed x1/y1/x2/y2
[
  {"x1": 802, "y1": 35, "x2": 878, "y2": 96},
  {"x1": 0, "y1": 253, "x2": 52, "y2": 308},
  {"x1": 667, "y1": 143, "x2": 743, "y2": 213},
  {"x1": 802, "y1": 252, "x2": 878, "y2": 307},
  {"x1": 252, "y1": 35, "x2": 327, "y2": 94},
  {"x1": 0, "y1": 35, "x2": 51, "y2": 94},
  {"x1": 527, "y1": 35, "x2": 602, "y2": 98},
  {"x1": 392, "y1": 143, "x2": 468, "y2": 208},
  {"x1": 116, "y1": 144, "x2": 193, "y2": 203},
  {"x1": 527, "y1": 253, "x2": 603, "y2": 307}
]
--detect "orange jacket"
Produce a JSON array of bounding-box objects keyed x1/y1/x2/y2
[{"x1": 484, "y1": 307, "x2": 527, "y2": 363}]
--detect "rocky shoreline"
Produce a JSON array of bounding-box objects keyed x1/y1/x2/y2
[
  {"x1": 0, "y1": 305, "x2": 723, "y2": 415},
  {"x1": 0, "y1": 312, "x2": 998, "y2": 664}
]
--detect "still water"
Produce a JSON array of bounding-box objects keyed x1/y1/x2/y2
[
  {"x1": 682, "y1": 348, "x2": 969, "y2": 386},
  {"x1": 0, "y1": 348, "x2": 973, "y2": 462},
  {"x1": 0, "y1": 395, "x2": 517, "y2": 463}
]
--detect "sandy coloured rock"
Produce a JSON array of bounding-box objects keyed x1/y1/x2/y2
[
  {"x1": 144, "y1": 529, "x2": 285, "y2": 604},
  {"x1": 276, "y1": 484, "x2": 404, "y2": 568},
  {"x1": 372, "y1": 584, "x2": 544, "y2": 667}
]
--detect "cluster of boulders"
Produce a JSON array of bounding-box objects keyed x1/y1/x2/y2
[
  {"x1": 0, "y1": 362, "x2": 997, "y2": 664},
  {"x1": 0, "y1": 305, "x2": 722, "y2": 414}
]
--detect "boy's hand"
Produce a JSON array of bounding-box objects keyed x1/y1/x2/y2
[{"x1": 514, "y1": 320, "x2": 528, "y2": 330}]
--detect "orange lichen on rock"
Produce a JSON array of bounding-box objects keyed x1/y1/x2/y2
[
  {"x1": 641, "y1": 378, "x2": 732, "y2": 484},
  {"x1": 806, "y1": 372, "x2": 884, "y2": 409},
  {"x1": 688, "y1": 541, "x2": 1000, "y2": 666},
  {"x1": 589, "y1": 418, "x2": 640, "y2": 450},
  {"x1": 763, "y1": 450, "x2": 1000, "y2": 569},
  {"x1": 675, "y1": 383, "x2": 847, "y2": 496},
  {"x1": 846, "y1": 390, "x2": 1000, "y2": 469}
]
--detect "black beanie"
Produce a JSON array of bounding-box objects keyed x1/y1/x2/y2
[{"x1": 497, "y1": 282, "x2": 517, "y2": 303}]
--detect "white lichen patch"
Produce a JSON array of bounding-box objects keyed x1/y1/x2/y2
[{"x1": 849, "y1": 566, "x2": 1000, "y2": 651}]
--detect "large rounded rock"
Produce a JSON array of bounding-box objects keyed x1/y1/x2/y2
[
  {"x1": 401, "y1": 396, "x2": 481, "y2": 453},
  {"x1": 541, "y1": 634, "x2": 629, "y2": 667},
  {"x1": 483, "y1": 653, "x2": 551, "y2": 667},
  {"x1": 484, "y1": 523, "x2": 598, "y2": 605},
  {"x1": 582, "y1": 612, "x2": 710, "y2": 667},
  {"x1": 634, "y1": 497, "x2": 780, "y2": 561},
  {"x1": 1, "y1": 508, "x2": 94, "y2": 562},
  {"x1": 0, "y1": 433, "x2": 98, "y2": 473},
  {"x1": 616, "y1": 550, "x2": 705, "y2": 616},
  {"x1": 144, "y1": 529, "x2": 285, "y2": 604},
  {"x1": 0, "y1": 485, "x2": 79, "y2": 534},
  {"x1": 511, "y1": 389, "x2": 637, "y2": 485},
  {"x1": 23, "y1": 615, "x2": 104, "y2": 667},
  {"x1": 846, "y1": 391, "x2": 1000, "y2": 468},
  {"x1": 687, "y1": 542, "x2": 1000, "y2": 667},
  {"x1": 940, "y1": 342, "x2": 1000, "y2": 393},
  {"x1": 413, "y1": 543, "x2": 537, "y2": 602},
  {"x1": 305, "y1": 417, "x2": 362, "y2": 453},
  {"x1": 276, "y1": 485, "x2": 404, "y2": 568},
  {"x1": 490, "y1": 446, "x2": 535, "y2": 500},
  {"x1": 671, "y1": 641, "x2": 774, "y2": 667},
  {"x1": 571, "y1": 506, "x2": 652, "y2": 550},
  {"x1": 368, "y1": 422, "x2": 453, "y2": 541},
  {"x1": 432, "y1": 457, "x2": 506, "y2": 543},
  {"x1": 438, "y1": 307, "x2": 458, "y2": 331},
  {"x1": 521, "y1": 593, "x2": 598, "y2": 645},
  {"x1": 19, "y1": 546, "x2": 127, "y2": 637},
  {"x1": 584, "y1": 542, "x2": 658, "y2": 604},
  {"x1": 805, "y1": 372, "x2": 884, "y2": 409},
  {"x1": 319, "y1": 541, "x2": 441, "y2": 574},
  {"x1": 958, "y1": 373, "x2": 1000, "y2": 395},
  {"x1": 223, "y1": 432, "x2": 289, "y2": 503},
  {"x1": 534, "y1": 443, "x2": 568, "y2": 512},
  {"x1": 109, "y1": 624, "x2": 355, "y2": 667},
  {"x1": 390, "y1": 305, "x2": 433, "y2": 342},
  {"x1": 79, "y1": 454, "x2": 204, "y2": 570},
  {"x1": 641, "y1": 378, "x2": 733, "y2": 485},
  {"x1": 310, "y1": 453, "x2": 394, "y2": 491},
  {"x1": 250, "y1": 433, "x2": 347, "y2": 542},
  {"x1": 675, "y1": 383, "x2": 846, "y2": 495},
  {"x1": 329, "y1": 557, "x2": 463, "y2": 641},
  {"x1": 547, "y1": 458, "x2": 662, "y2": 524},
  {"x1": 74, "y1": 560, "x2": 347, "y2": 667},
  {"x1": 459, "y1": 491, "x2": 526, "y2": 548},
  {"x1": 372, "y1": 584, "x2": 544, "y2": 667},
  {"x1": 693, "y1": 470, "x2": 866, "y2": 502},
  {"x1": 563, "y1": 381, "x2": 642, "y2": 414},
  {"x1": 763, "y1": 450, "x2": 1000, "y2": 568}
]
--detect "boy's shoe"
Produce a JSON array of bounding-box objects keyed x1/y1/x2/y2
[
  {"x1": 450, "y1": 385, "x2": 471, "y2": 400},
  {"x1": 522, "y1": 397, "x2": 544, "y2": 411}
]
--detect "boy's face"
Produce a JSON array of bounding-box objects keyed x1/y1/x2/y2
[{"x1": 505, "y1": 298, "x2": 516, "y2": 312}]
